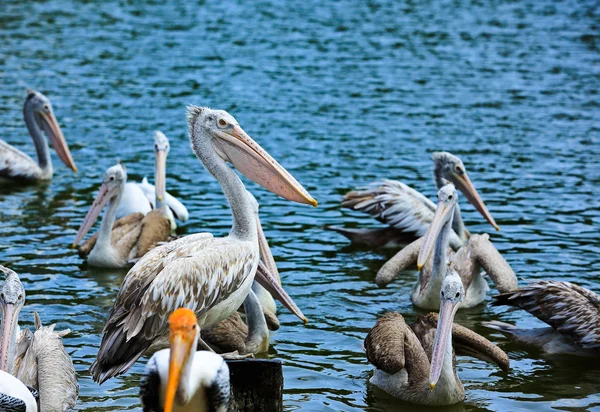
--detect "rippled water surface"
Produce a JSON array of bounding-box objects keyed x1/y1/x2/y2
[{"x1": 1, "y1": 0, "x2": 599, "y2": 410}]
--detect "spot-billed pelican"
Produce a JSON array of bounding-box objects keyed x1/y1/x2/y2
[
  {"x1": 376, "y1": 183, "x2": 516, "y2": 309},
  {"x1": 0, "y1": 89, "x2": 77, "y2": 181},
  {"x1": 332, "y1": 152, "x2": 498, "y2": 248},
  {"x1": 89, "y1": 106, "x2": 316, "y2": 383},
  {"x1": 485, "y1": 281, "x2": 600, "y2": 356},
  {"x1": 365, "y1": 271, "x2": 509, "y2": 406},
  {"x1": 140, "y1": 308, "x2": 230, "y2": 412}
]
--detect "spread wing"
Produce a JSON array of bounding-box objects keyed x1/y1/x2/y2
[
  {"x1": 0, "y1": 140, "x2": 41, "y2": 180},
  {"x1": 492, "y1": 281, "x2": 600, "y2": 349}
]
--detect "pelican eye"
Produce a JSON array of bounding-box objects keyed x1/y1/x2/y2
[
  {"x1": 441, "y1": 290, "x2": 445, "y2": 298},
  {"x1": 109, "y1": 176, "x2": 115, "y2": 181},
  {"x1": 43, "y1": 104, "x2": 49, "y2": 111},
  {"x1": 455, "y1": 165, "x2": 463, "y2": 174},
  {"x1": 455, "y1": 292, "x2": 460, "y2": 298},
  {"x1": 448, "y1": 194, "x2": 453, "y2": 200},
  {"x1": 18, "y1": 294, "x2": 22, "y2": 300},
  {"x1": 218, "y1": 118, "x2": 227, "y2": 127}
]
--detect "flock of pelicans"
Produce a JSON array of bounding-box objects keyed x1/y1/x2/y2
[{"x1": 0, "y1": 89, "x2": 598, "y2": 411}]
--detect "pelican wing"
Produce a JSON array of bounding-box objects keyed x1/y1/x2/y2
[
  {"x1": 139, "y1": 177, "x2": 190, "y2": 222},
  {"x1": 77, "y1": 213, "x2": 145, "y2": 258},
  {"x1": 493, "y1": 281, "x2": 600, "y2": 349},
  {"x1": 0, "y1": 140, "x2": 41, "y2": 180},
  {"x1": 468, "y1": 234, "x2": 518, "y2": 293},
  {"x1": 133, "y1": 209, "x2": 171, "y2": 258},
  {"x1": 376, "y1": 237, "x2": 423, "y2": 287},
  {"x1": 201, "y1": 312, "x2": 248, "y2": 354},
  {"x1": 364, "y1": 312, "x2": 407, "y2": 374}
]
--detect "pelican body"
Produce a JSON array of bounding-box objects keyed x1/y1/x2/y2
[
  {"x1": 333, "y1": 152, "x2": 498, "y2": 248},
  {"x1": 90, "y1": 107, "x2": 316, "y2": 383},
  {"x1": 0, "y1": 89, "x2": 77, "y2": 181},
  {"x1": 365, "y1": 272, "x2": 510, "y2": 406}
]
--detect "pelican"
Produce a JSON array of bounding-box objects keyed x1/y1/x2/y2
[
  {"x1": 376, "y1": 183, "x2": 517, "y2": 310},
  {"x1": 89, "y1": 106, "x2": 316, "y2": 383},
  {"x1": 0, "y1": 89, "x2": 77, "y2": 181},
  {"x1": 73, "y1": 162, "x2": 172, "y2": 268},
  {"x1": 365, "y1": 271, "x2": 510, "y2": 406},
  {"x1": 140, "y1": 308, "x2": 230, "y2": 412},
  {"x1": 485, "y1": 281, "x2": 600, "y2": 356},
  {"x1": 0, "y1": 371, "x2": 37, "y2": 412},
  {"x1": 117, "y1": 131, "x2": 189, "y2": 227},
  {"x1": 332, "y1": 152, "x2": 498, "y2": 248}
]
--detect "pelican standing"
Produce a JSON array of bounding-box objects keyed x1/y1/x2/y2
[
  {"x1": 0, "y1": 89, "x2": 77, "y2": 181},
  {"x1": 332, "y1": 152, "x2": 498, "y2": 248},
  {"x1": 376, "y1": 183, "x2": 517, "y2": 309},
  {"x1": 140, "y1": 308, "x2": 230, "y2": 412},
  {"x1": 485, "y1": 281, "x2": 600, "y2": 356},
  {"x1": 365, "y1": 271, "x2": 510, "y2": 406},
  {"x1": 90, "y1": 106, "x2": 316, "y2": 383}
]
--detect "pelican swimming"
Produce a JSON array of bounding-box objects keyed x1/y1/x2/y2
[
  {"x1": 331, "y1": 152, "x2": 498, "y2": 248},
  {"x1": 365, "y1": 271, "x2": 510, "y2": 406},
  {"x1": 140, "y1": 308, "x2": 230, "y2": 412},
  {"x1": 0, "y1": 89, "x2": 77, "y2": 181},
  {"x1": 73, "y1": 161, "x2": 172, "y2": 268},
  {"x1": 376, "y1": 183, "x2": 517, "y2": 310},
  {"x1": 90, "y1": 106, "x2": 316, "y2": 383},
  {"x1": 485, "y1": 281, "x2": 600, "y2": 356},
  {"x1": 117, "y1": 131, "x2": 189, "y2": 227}
]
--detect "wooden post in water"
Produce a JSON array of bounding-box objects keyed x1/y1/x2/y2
[{"x1": 227, "y1": 359, "x2": 283, "y2": 412}]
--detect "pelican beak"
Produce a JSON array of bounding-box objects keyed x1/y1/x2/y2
[
  {"x1": 452, "y1": 172, "x2": 499, "y2": 231},
  {"x1": 255, "y1": 261, "x2": 307, "y2": 323},
  {"x1": 417, "y1": 199, "x2": 455, "y2": 270},
  {"x1": 164, "y1": 328, "x2": 196, "y2": 412},
  {"x1": 0, "y1": 302, "x2": 21, "y2": 372},
  {"x1": 429, "y1": 297, "x2": 459, "y2": 390},
  {"x1": 255, "y1": 212, "x2": 280, "y2": 285},
  {"x1": 154, "y1": 147, "x2": 167, "y2": 204},
  {"x1": 213, "y1": 125, "x2": 317, "y2": 207},
  {"x1": 38, "y1": 111, "x2": 77, "y2": 172},
  {"x1": 72, "y1": 182, "x2": 118, "y2": 247}
]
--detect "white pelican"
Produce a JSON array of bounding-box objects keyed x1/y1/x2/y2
[
  {"x1": 89, "y1": 106, "x2": 316, "y2": 383},
  {"x1": 365, "y1": 271, "x2": 510, "y2": 406},
  {"x1": 140, "y1": 308, "x2": 230, "y2": 412},
  {"x1": 73, "y1": 162, "x2": 172, "y2": 268},
  {"x1": 0, "y1": 371, "x2": 37, "y2": 412},
  {"x1": 485, "y1": 281, "x2": 600, "y2": 356},
  {"x1": 376, "y1": 183, "x2": 517, "y2": 310},
  {"x1": 0, "y1": 89, "x2": 77, "y2": 181},
  {"x1": 116, "y1": 131, "x2": 189, "y2": 227},
  {"x1": 332, "y1": 152, "x2": 498, "y2": 248}
]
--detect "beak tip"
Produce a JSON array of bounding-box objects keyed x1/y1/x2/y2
[
  {"x1": 158, "y1": 195, "x2": 163, "y2": 201},
  {"x1": 495, "y1": 225, "x2": 500, "y2": 231},
  {"x1": 430, "y1": 382, "x2": 435, "y2": 391},
  {"x1": 303, "y1": 317, "x2": 309, "y2": 324},
  {"x1": 310, "y1": 199, "x2": 318, "y2": 207},
  {"x1": 417, "y1": 263, "x2": 423, "y2": 271},
  {"x1": 71, "y1": 243, "x2": 77, "y2": 249}
]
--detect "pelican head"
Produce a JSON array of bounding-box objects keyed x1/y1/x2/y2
[
  {"x1": 24, "y1": 89, "x2": 77, "y2": 172},
  {"x1": 154, "y1": 131, "x2": 170, "y2": 204},
  {"x1": 417, "y1": 183, "x2": 458, "y2": 270},
  {"x1": 164, "y1": 308, "x2": 199, "y2": 412},
  {"x1": 432, "y1": 152, "x2": 498, "y2": 231},
  {"x1": 187, "y1": 106, "x2": 317, "y2": 207},
  {"x1": 429, "y1": 270, "x2": 464, "y2": 390},
  {"x1": 73, "y1": 163, "x2": 127, "y2": 247},
  {"x1": 0, "y1": 265, "x2": 25, "y2": 372}
]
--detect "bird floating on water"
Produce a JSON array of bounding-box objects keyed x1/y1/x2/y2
[
  {"x1": 0, "y1": 89, "x2": 77, "y2": 181},
  {"x1": 331, "y1": 152, "x2": 498, "y2": 248}
]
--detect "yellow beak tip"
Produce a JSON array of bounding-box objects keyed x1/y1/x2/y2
[
  {"x1": 302, "y1": 317, "x2": 309, "y2": 324},
  {"x1": 430, "y1": 383, "x2": 435, "y2": 391},
  {"x1": 495, "y1": 225, "x2": 500, "y2": 231},
  {"x1": 71, "y1": 244, "x2": 77, "y2": 249},
  {"x1": 310, "y1": 199, "x2": 318, "y2": 207},
  {"x1": 417, "y1": 264, "x2": 423, "y2": 271},
  {"x1": 158, "y1": 195, "x2": 163, "y2": 201},
  {"x1": 72, "y1": 166, "x2": 78, "y2": 173}
]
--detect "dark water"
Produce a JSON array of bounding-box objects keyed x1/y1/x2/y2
[{"x1": 1, "y1": 0, "x2": 599, "y2": 410}]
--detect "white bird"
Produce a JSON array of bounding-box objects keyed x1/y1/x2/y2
[
  {"x1": 0, "y1": 89, "x2": 77, "y2": 181},
  {"x1": 140, "y1": 308, "x2": 230, "y2": 412},
  {"x1": 0, "y1": 370, "x2": 38, "y2": 412},
  {"x1": 90, "y1": 106, "x2": 316, "y2": 383}
]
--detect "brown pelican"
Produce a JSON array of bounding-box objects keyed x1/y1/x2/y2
[
  {"x1": 376, "y1": 183, "x2": 517, "y2": 309},
  {"x1": 89, "y1": 106, "x2": 316, "y2": 383},
  {"x1": 365, "y1": 271, "x2": 510, "y2": 406},
  {"x1": 73, "y1": 162, "x2": 172, "y2": 268},
  {"x1": 117, "y1": 131, "x2": 189, "y2": 227},
  {"x1": 332, "y1": 152, "x2": 498, "y2": 248},
  {"x1": 0, "y1": 89, "x2": 77, "y2": 181},
  {"x1": 485, "y1": 281, "x2": 600, "y2": 356},
  {"x1": 140, "y1": 308, "x2": 230, "y2": 412}
]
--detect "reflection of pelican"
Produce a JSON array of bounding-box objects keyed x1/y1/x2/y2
[
  {"x1": 332, "y1": 152, "x2": 498, "y2": 248},
  {"x1": 0, "y1": 89, "x2": 77, "y2": 181},
  {"x1": 117, "y1": 131, "x2": 189, "y2": 227},
  {"x1": 73, "y1": 162, "x2": 171, "y2": 268},
  {"x1": 485, "y1": 281, "x2": 600, "y2": 356},
  {"x1": 90, "y1": 107, "x2": 316, "y2": 383},
  {"x1": 377, "y1": 184, "x2": 517, "y2": 309},
  {"x1": 140, "y1": 308, "x2": 230, "y2": 412},
  {"x1": 365, "y1": 271, "x2": 509, "y2": 406}
]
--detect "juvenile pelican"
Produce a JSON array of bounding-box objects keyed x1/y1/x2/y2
[
  {"x1": 332, "y1": 152, "x2": 498, "y2": 248},
  {"x1": 90, "y1": 107, "x2": 316, "y2": 383},
  {"x1": 365, "y1": 271, "x2": 510, "y2": 406},
  {"x1": 376, "y1": 183, "x2": 516, "y2": 310},
  {"x1": 140, "y1": 308, "x2": 230, "y2": 412},
  {"x1": 485, "y1": 281, "x2": 600, "y2": 356},
  {"x1": 0, "y1": 89, "x2": 77, "y2": 181}
]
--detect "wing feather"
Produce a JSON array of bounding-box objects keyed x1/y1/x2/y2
[{"x1": 0, "y1": 140, "x2": 42, "y2": 180}]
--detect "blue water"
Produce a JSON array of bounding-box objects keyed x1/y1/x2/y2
[{"x1": 0, "y1": 0, "x2": 599, "y2": 410}]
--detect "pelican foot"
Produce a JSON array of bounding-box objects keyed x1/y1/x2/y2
[{"x1": 221, "y1": 351, "x2": 255, "y2": 360}]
